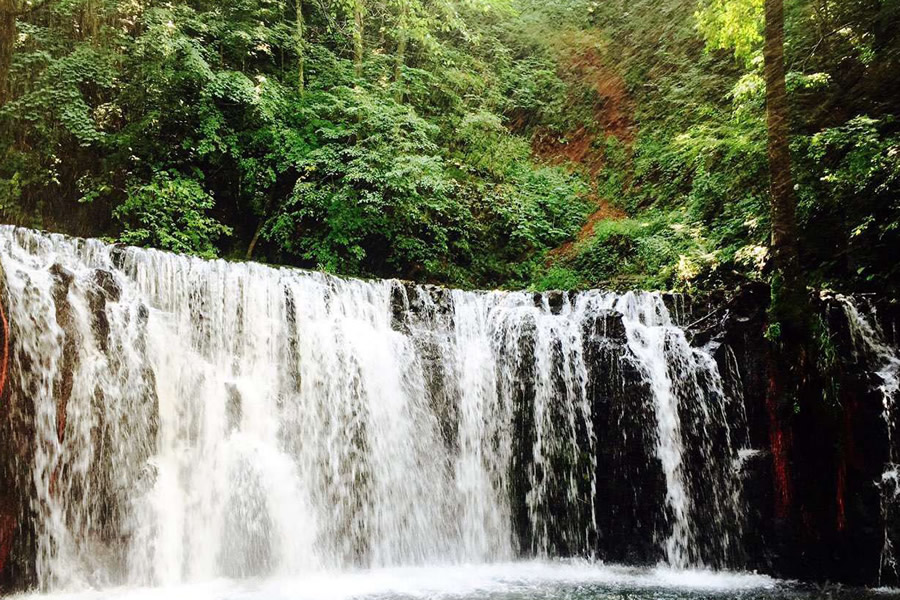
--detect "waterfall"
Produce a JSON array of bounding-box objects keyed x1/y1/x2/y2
[
  {"x1": 835, "y1": 295, "x2": 900, "y2": 584},
  {"x1": 0, "y1": 226, "x2": 747, "y2": 591}
]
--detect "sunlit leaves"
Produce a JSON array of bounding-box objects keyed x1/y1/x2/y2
[{"x1": 695, "y1": 0, "x2": 763, "y2": 64}]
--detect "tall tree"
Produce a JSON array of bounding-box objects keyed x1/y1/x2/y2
[
  {"x1": 296, "y1": 0, "x2": 304, "y2": 93},
  {"x1": 393, "y1": 0, "x2": 408, "y2": 99},
  {"x1": 352, "y1": 0, "x2": 364, "y2": 77},
  {"x1": 0, "y1": 0, "x2": 52, "y2": 107},
  {"x1": 698, "y1": 0, "x2": 806, "y2": 327},
  {"x1": 0, "y1": 0, "x2": 14, "y2": 107},
  {"x1": 763, "y1": 0, "x2": 805, "y2": 333}
]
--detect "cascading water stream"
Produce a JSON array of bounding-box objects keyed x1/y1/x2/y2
[
  {"x1": 0, "y1": 226, "x2": 748, "y2": 592},
  {"x1": 835, "y1": 295, "x2": 900, "y2": 584}
]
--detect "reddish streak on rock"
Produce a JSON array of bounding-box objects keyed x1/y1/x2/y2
[
  {"x1": 0, "y1": 299, "x2": 10, "y2": 577},
  {"x1": 0, "y1": 297, "x2": 8, "y2": 400},
  {"x1": 50, "y1": 467, "x2": 59, "y2": 499},
  {"x1": 836, "y1": 402, "x2": 855, "y2": 532},
  {"x1": 56, "y1": 404, "x2": 65, "y2": 442},
  {"x1": 836, "y1": 459, "x2": 847, "y2": 531},
  {"x1": 0, "y1": 513, "x2": 14, "y2": 576},
  {"x1": 767, "y1": 372, "x2": 792, "y2": 518}
]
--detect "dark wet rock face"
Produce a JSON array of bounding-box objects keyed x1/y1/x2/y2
[
  {"x1": 687, "y1": 286, "x2": 899, "y2": 586},
  {"x1": 226, "y1": 383, "x2": 242, "y2": 432},
  {"x1": 390, "y1": 281, "x2": 459, "y2": 450},
  {"x1": 545, "y1": 290, "x2": 564, "y2": 314},
  {"x1": 585, "y1": 312, "x2": 663, "y2": 565},
  {"x1": 50, "y1": 263, "x2": 77, "y2": 443},
  {"x1": 87, "y1": 269, "x2": 121, "y2": 353},
  {"x1": 589, "y1": 309, "x2": 627, "y2": 342},
  {"x1": 0, "y1": 265, "x2": 38, "y2": 591},
  {"x1": 93, "y1": 270, "x2": 121, "y2": 302},
  {"x1": 0, "y1": 260, "x2": 160, "y2": 592}
]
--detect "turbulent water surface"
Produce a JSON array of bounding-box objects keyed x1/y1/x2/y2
[{"x1": 7, "y1": 562, "x2": 898, "y2": 600}]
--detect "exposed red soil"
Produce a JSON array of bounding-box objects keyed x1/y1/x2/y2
[
  {"x1": 533, "y1": 30, "x2": 634, "y2": 264},
  {"x1": 548, "y1": 198, "x2": 626, "y2": 262},
  {"x1": 533, "y1": 126, "x2": 605, "y2": 175},
  {"x1": 532, "y1": 30, "x2": 635, "y2": 174}
]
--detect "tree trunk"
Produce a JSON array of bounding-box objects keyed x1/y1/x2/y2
[
  {"x1": 82, "y1": 0, "x2": 98, "y2": 40},
  {"x1": 763, "y1": 0, "x2": 805, "y2": 335},
  {"x1": 353, "y1": 0, "x2": 364, "y2": 78},
  {"x1": 0, "y1": 2, "x2": 15, "y2": 108},
  {"x1": 763, "y1": 0, "x2": 811, "y2": 459},
  {"x1": 296, "y1": 0, "x2": 304, "y2": 93},
  {"x1": 393, "y1": 0, "x2": 407, "y2": 101},
  {"x1": 246, "y1": 221, "x2": 264, "y2": 260},
  {"x1": 764, "y1": 0, "x2": 797, "y2": 278}
]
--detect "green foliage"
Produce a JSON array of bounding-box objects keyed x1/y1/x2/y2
[
  {"x1": 808, "y1": 117, "x2": 900, "y2": 199},
  {"x1": 546, "y1": 213, "x2": 715, "y2": 290},
  {"x1": 0, "y1": 0, "x2": 898, "y2": 295},
  {"x1": 266, "y1": 87, "x2": 456, "y2": 275},
  {"x1": 116, "y1": 172, "x2": 232, "y2": 258},
  {"x1": 253, "y1": 84, "x2": 592, "y2": 285},
  {"x1": 500, "y1": 56, "x2": 569, "y2": 129},
  {"x1": 497, "y1": 165, "x2": 591, "y2": 250},
  {"x1": 532, "y1": 265, "x2": 585, "y2": 291},
  {"x1": 537, "y1": 0, "x2": 900, "y2": 294},
  {"x1": 0, "y1": 0, "x2": 593, "y2": 287},
  {"x1": 695, "y1": 0, "x2": 762, "y2": 64},
  {"x1": 796, "y1": 116, "x2": 900, "y2": 289}
]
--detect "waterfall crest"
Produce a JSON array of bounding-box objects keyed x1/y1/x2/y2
[{"x1": 0, "y1": 226, "x2": 748, "y2": 591}]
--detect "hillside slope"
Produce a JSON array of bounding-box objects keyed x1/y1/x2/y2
[{"x1": 0, "y1": 0, "x2": 898, "y2": 294}]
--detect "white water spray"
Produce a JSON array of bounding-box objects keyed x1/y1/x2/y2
[{"x1": 0, "y1": 227, "x2": 746, "y2": 591}]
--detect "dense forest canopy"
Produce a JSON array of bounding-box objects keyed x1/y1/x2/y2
[{"x1": 0, "y1": 0, "x2": 898, "y2": 293}]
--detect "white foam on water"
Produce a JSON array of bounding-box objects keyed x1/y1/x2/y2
[{"x1": 8, "y1": 561, "x2": 780, "y2": 600}]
